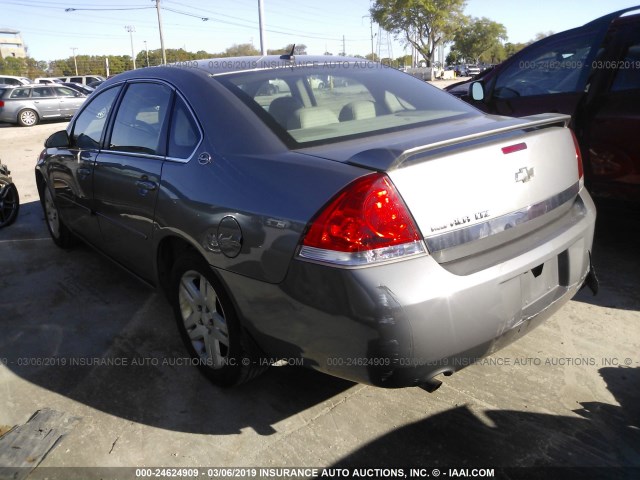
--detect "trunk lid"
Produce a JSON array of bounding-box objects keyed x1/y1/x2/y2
[{"x1": 382, "y1": 113, "x2": 582, "y2": 263}]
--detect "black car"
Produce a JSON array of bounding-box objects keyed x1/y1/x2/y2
[
  {"x1": 62, "y1": 82, "x2": 95, "y2": 96},
  {"x1": 0, "y1": 159, "x2": 19, "y2": 227},
  {"x1": 445, "y1": 6, "x2": 640, "y2": 202}
]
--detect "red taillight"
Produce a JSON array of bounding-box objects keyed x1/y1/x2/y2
[
  {"x1": 0, "y1": 100, "x2": 4, "y2": 108},
  {"x1": 299, "y1": 173, "x2": 424, "y2": 266},
  {"x1": 570, "y1": 129, "x2": 584, "y2": 180}
]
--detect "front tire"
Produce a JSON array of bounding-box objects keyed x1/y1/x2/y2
[
  {"x1": 0, "y1": 182, "x2": 19, "y2": 227},
  {"x1": 42, "y1": 186, "x2": 76, "y2": 248},
  {"x1": 170, "y1": 251, "x2": 265, "y2": 387},
  {"x1": 18, "y1": 109, "x2": 39, "y2": 127}
]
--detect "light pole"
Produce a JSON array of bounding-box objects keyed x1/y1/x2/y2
[
  {"x1": 70, "y1": 47, "x2": 78, "y2": 75},
  {"x1": 125, "y1": 25, "x2": 136, "y2": 70},
  {"x1": 258, "y1": 0, "x2": 266, "y2": 55},
  {"x1": 144, "y1": 40, "x2": 150, "y2": 67},
  {"x1": 155, "y1": 0, "x2": 167, "y2": 64}
]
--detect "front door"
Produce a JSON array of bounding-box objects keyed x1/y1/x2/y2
[
  {"x1": 482, "y1": 29, "x2": 604, "y2": 119},
  {"x1": 93, "y1": 81, "x2": 174, "y2": 281},
  {"x1": 583, "y1": 22, "x2": 640, "y2": 200},
  {"x1": 48, "y1": 85, "x2": 122, "y2": 245}
]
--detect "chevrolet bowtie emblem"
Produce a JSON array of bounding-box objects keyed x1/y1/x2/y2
[{"x1": 515, "y1": 167, "x2": 534, "y2": 183}]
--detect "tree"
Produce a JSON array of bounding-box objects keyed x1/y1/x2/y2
[
  {"x1": 371, "y1": 0, "x2": 466, "y2": 67},
  {"x1": 223, "y1": 43, "x2": 260, "y2": 57},
  {"x1": 504, "y1": 41, "x2": 529, "y2": 58},
  {"x1": 452, "y1": 16, "x2": 507, "y2": 64},
  {"x1": 267, "y1": 44, "x2": 308, "y2": 55},
  {"x1": 395, "y1": 54, "x2": 412, "y2": 68}
]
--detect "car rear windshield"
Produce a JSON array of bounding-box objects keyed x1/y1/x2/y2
[{"x1": 217, "y1": 63, "x2": 479, "y2": 147}]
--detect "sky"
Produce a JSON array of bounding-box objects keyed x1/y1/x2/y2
[{"x1": 2, "y1": 0, "x2": 639, "y2": 62}]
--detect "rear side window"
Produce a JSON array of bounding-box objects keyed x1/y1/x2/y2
[
  {"x1": 168, "y1": 96, "x2": 201, "y2": 159},
  {"x1": 0, "y1": 77, "x2": 21, "y2": 86},
  {"x1": 72, "y1": 86, "x2": 121, "y2": 149},
  {"x1": 109, "y1": 82, "x2": 173, "y2": 155},
  {"x1": 9, "y1": 88, "x2": 30, "y2": 99},
  {"x1": 494, "y1": 32, "x2": 597, "y2": 98}
]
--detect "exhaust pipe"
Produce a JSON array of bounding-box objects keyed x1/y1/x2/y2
[{"x1": 418, "y1": 369, "x2": 454, "y2": 393}]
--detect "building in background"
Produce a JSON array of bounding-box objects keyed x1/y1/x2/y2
[{"x1": 0, "y1": 29, "x2": 27, "y2": 59}]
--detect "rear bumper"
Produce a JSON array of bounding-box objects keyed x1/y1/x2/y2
[{"x1": 220, "y1": 189, "x2": 597, "y2": 388}]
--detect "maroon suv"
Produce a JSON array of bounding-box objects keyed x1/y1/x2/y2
[{"x1": 445, "y1": 6, "x2": 640, "y2": 202}]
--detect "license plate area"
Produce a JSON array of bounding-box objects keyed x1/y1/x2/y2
[{"x1": 521, "y1": 256, "x2": 560, "y2": 309}]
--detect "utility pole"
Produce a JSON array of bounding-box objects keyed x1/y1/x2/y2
[
  {"x1": 155, "y1": 0, "x2": 167, "y2": 65},
  {"x1": 144, "y1": 40, "x2": 150, "y2": 67},
  {"x1": 258, "y1": 0, "x2": 266, "y2": 55},
  {"x1": 361, "y1": 15, "x2": 375, "y2": 60},
  {"x1": 342, "y1": 35, "x2": 346, "y2": 56},
  {"x1": 125, "y1": 25, "x2": 136, "y2": 70},
  {"x1": 70, "y1": 47, "x2": 78, "y2": 75}
]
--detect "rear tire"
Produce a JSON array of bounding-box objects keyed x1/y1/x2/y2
[
  {"x1": 18, "y1": 109, "x2": 39, "y2": 127},
  {"x1": 42, "y1": 186, "x2": 76, "y2": 248},
  {"x1": 0, "y1": 182, "x2": 19, "y2": 227},
  {"x1": 170, "y1": 251, "x2": 266, "y2": 387}
]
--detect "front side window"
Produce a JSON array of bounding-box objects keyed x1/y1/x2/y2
[
  {"x1": 72, "y1": 86, "x2": 121, "y2": 149},
  {"x1": 494, "y1": 31, "x2": 597, "y2": 98},
  {"x1": 610, "y1": 43, "x2": 640, "y2": 92},
  {"x1": 54, "y1": 87, "x2": 77, "y2": 97},
  {"x1": 108, "y1": 82, "x2": 173, "y2": 155}
]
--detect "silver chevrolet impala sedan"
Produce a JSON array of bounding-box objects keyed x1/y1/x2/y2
[{"x1": 35, "y1": 56, "x2": 598, "y2": 389}]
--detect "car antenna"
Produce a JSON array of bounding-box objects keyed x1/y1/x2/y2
[{"x1": 280, "y1": 44, "x2": 296, "y2": 61}]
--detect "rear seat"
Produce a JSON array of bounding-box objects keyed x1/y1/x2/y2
[
  {"x1": 287, "y1": 107, "x2": 339, "y2": 129},
  {"x1": 339, "y1": 100, "x2": 377, "y2": 121}
]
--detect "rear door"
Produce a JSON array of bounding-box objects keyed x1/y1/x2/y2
[
  {"x1": 93, "y1": 81, "x2": 173, "y2": 280},
  {"x1": 582, "y1": 19, "x2": 640, "y2": 200}
]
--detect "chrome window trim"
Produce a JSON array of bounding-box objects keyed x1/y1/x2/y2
[
  {"x1": 425, "y1": 182, "x2": 581, "y2": 254},
  {"x1": 99, "y1": 150, "x2": 166, "y2": 161},
  {"x1": 74, "y1": 79, "x2": 203, "y2": 163}
]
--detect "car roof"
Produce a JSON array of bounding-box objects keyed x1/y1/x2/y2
[
  {"x1": 129, "y1": 55, "x2": 373, "y2": 77},
  {"x1": 101, "y1": 55, "x2": 385, "y2": 92},
  {"x1": 586, "y1": 5, "x2": 640, "y2": 27}
]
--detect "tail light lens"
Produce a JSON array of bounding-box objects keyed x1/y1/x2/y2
[
  {"x1": 570, "y1": 129, "x2": 584, "y2": 183},
  {"x1": 298, "y1": 173, "x2": 425, "y2": 266},
  {"x1": 0, "y1": 100, "x2": 4, "y2": 108}
]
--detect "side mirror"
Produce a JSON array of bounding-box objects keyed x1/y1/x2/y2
[
  {"x1": 45, "y1": 130, "x2": 70, "y2": 149},
  {"x1": 470, "y1": 82, "x2": 485, "y2": 101}
]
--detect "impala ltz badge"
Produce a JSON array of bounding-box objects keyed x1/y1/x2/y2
[{"x1": 515, "y1": 167, "x2": 535, "y2": 183}]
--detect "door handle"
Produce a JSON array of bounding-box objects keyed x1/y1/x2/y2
[{"x1": 136, "y1": 179, "x2": 157, "y2": 191}]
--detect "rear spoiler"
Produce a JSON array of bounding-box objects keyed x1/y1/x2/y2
[{"x1": 348, "y1": 113, "x2": 570, "y2": 171}]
